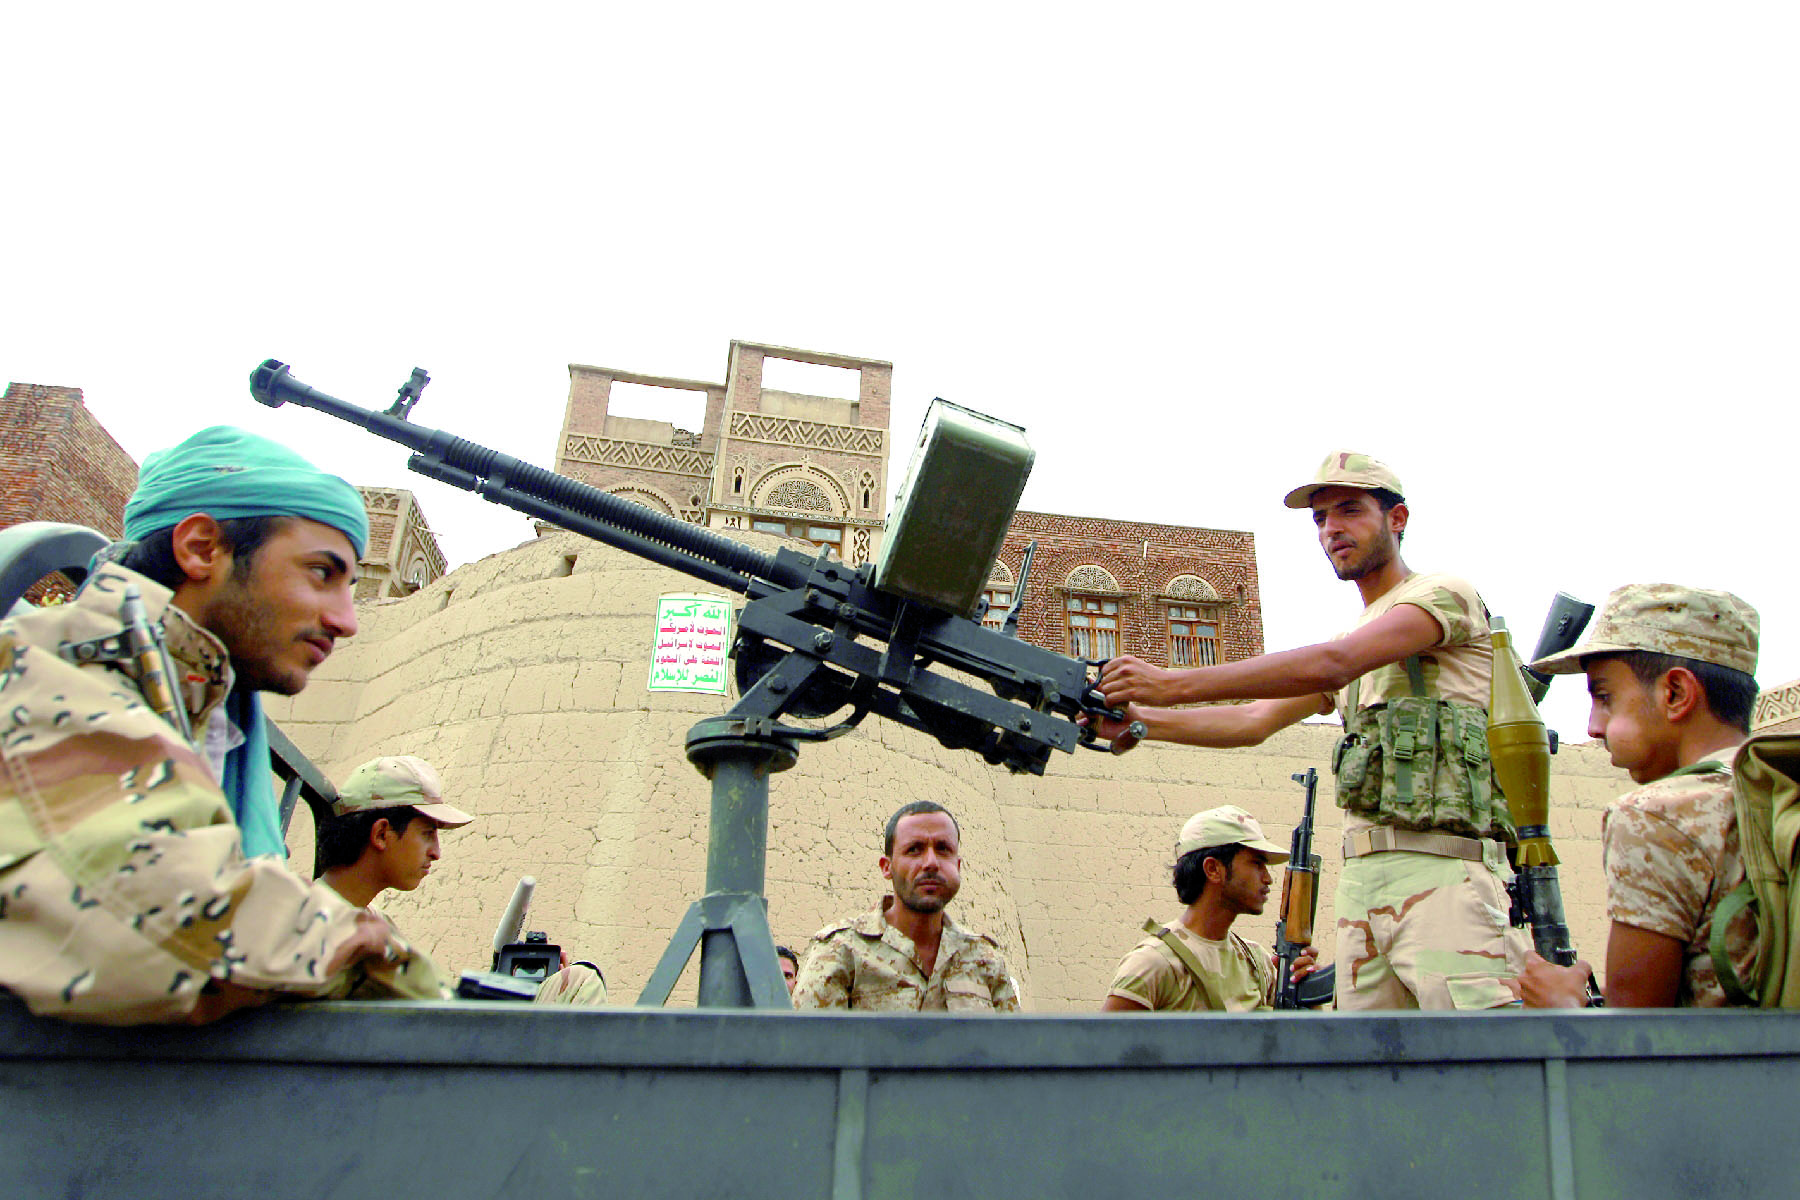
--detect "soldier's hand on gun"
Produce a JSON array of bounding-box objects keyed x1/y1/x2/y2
[
  {"x1": 1077, "y1": 705, "x2": 1145, "y2": 754},
  {"x1": 1288, "y1": 945, "x2": 1320, "y2": 984},
  {"x1": 1098, "y1": 655, "x2": 1184, "y2": 707},
  {"x1": 1503, "y1": 951, "x2": 1594, "y2": 1008}
]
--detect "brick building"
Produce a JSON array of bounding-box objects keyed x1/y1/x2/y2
[
  {"x1": 984, "y1": 511, "x2": 1263, "y2": 666},
  {"x1": 0, "y1": 383, "x2": 138, "y2": 538},
  {"x1": 556, "y1": 341, "x2": 892, "y2": 567}
]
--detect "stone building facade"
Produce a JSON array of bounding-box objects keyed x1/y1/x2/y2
[
  {"x1": 355, "y1": 487, "x2": 448, "y2": 601},
  {"x1": 556, "y1": 341, "x2": 892, "y2": 568}
]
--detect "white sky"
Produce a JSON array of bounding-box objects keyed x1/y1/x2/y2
[{"x1": 6, "y1": 5, "x2": 1794, "y2": 743}]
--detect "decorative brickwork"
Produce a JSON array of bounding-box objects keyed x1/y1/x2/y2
[
  {"x1": 354, "y1": 487, "x2": 448, "y2": 601},
  {"x1": 1754, "y1": 678, "x2": 1800, "y2": 735},
  {"x1": 998, "y1": 510, "x2": 1264, "y2": 665},
  {"x1": 727, "y1": 411, "x2": 885, "y2": 457},
  {"x1": 562, "y1": 435, "x2": 714, "y2": 480}
]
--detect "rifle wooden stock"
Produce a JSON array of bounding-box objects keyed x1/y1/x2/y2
[
  {"x1": 1281, "y1": 870, "x2": 1315, "y2": 947},
  {"x1": 1275, "y1": 767, "x2": 1323, "y2": 1009}
]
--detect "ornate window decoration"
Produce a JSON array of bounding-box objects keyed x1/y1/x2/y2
[
  {"x1": 852, "y1": 528, "x2": 871, "y2": 565},
  {"x1": 1165, "y1": 574, "x2": 1221, "y2": 603},
  {"x1": 608, "y1": 486, "x2": 676, "y2": 517},
  {"x1": 1066, "y1": 564, "x2": 1120, "y2": 594},
  {"x1": 859, "y1": 470, "x2": 877, "y2": 511},
  {"x1": 765, "y1": 478, "x2": 833, "y2": 513},
  {"x1": 1162, "y1": 574, "x2": 1222, "y2": 666},
  {"x1": 750, "y1": 465, "x2": 850, "y2": 517}
]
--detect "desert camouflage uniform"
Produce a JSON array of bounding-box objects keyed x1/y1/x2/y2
[
  {"x1": 1604, "y1": 755, "x2": 1756, "y2": 1007},
  {"x1": 1333, "y1": 571, "x2": 1528, "y2": 1011},
  {"x1": 1106, "y1": 923, "x2": 1273, "y2": 1011},
  {"x1": 0, "y1": 564, "x2": 442, "y2": 1024},
  {"x1": 793, "y1": 898, "x2": 1019, "y2": 1011}
]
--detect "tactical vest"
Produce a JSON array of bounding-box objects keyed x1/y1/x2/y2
[{"x1": 1332, "y1": 655, "x2": 1512, "y2": 839}]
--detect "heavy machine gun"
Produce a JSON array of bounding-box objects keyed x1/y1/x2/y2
[{"x1": 250, "y1": 359, "x2": 1134, "y2": 1008}]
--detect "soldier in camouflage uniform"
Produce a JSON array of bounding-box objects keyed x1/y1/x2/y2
[
  {"x1": 316, "y1": 755, "x2": 472, "y2": 911},
  {"x1": 1103, "y1": 806, "x2": 1316, "y2": 1011},
  {"x1": 792, "y1": 801, "x2": 1019, "y2": 1011},
  {"x1": 0, "y1": 427, "x2": 442, "y2": 1024},
  {"x1": 1097, "y1": 451, "x2": 1527, "y2": 1010},
  {"x1": 1513, "y1": 584, "x2": 1760, "y2": 1007}
]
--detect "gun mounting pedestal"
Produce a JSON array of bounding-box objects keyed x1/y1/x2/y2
[{"x1": 633, "y1": 718, "x2": 800, "y2": 1009}]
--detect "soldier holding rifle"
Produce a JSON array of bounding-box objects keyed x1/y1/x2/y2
[
  {"x1": 1094, "y1": 452, "x2": 1527, "y2": 1010},
  {"x1": 1103, "y1": 806, "x2": 1317, "y2": 1011},
  {"x1": 1511, "y1": 585, "x2": 1760, "y2": 1008}
]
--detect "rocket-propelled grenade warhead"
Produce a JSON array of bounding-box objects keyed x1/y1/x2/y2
[{"x1": 1488, "y1": 621, "x2": 1557, "y2": 869}]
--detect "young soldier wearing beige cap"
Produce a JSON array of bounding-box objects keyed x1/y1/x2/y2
[
  {"x1": 1511, "y1": 584, "x2": 1760, "y2": 1008},
  {"x1": 1103, "y1": 806, "x2": 1318, "y2": 1011},
  {"x1": 316, "y1": 756, "x2": 473, "y2": 910},
  {"x1": 1096, "y1": 451, "x2": 1526, "y2": 1010}
]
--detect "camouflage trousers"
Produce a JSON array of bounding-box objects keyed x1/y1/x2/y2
[{"x1": 1333, "y1": 839, "x2": 1529, "y2": 1010}]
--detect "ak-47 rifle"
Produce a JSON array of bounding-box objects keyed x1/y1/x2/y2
[
  {"x1": 1274, "y1": 767, "x2": 1334, "y2": 1009},
  {"x1": 250, "y1": 360, "x2": 1138, "y2": 1007},
  {"x1": 1489, "y1": 599, "x2": 1602, "y2": 1004}
]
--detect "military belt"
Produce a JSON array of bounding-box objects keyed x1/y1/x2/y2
[{"x1": 1342, "y1": 827, "x2": 1488, "y2": 862}]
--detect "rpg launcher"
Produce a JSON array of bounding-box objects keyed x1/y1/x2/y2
[
  {"x1": 251, "y1": 360, "x2": 1136, "y2": 1008},
  {"x1": 1489, "y1": 612, "x2": 1602, "y2": 1005},
  {"x1": 1274, "y1": 767, "x2": 1335, "y2": 1009}
]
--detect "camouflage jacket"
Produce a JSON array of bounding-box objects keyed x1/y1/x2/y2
[
  {"x1": 1603, "y1": 753, "x2": 1756, "y2": 1007},
  {"x1": 793, "y1": 899, "x2": 1020, "y2": 1012},
  {"x1": 0, "y1": 564, "x2": 441, "y2": 1024}
]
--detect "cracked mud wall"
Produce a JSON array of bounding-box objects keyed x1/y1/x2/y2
[{"x1": 268, "y1": 531, "x2": 1630, "y2": 1010}]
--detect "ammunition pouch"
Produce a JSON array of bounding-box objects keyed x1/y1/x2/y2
[{"x1": 1332, "y1": 657, "x2": 1510, "y2": 839}]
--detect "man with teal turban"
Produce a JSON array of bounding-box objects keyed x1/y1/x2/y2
[
  {"x1": 0, "y1": 426, "x2": 443, "y2": 1023},
  {"x1": 120, "y1": 426, "x2": 372, "y2": 858}
]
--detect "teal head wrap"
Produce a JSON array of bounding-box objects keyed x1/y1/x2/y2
[{"x1": 124, "y1": 426, "x2": 369, "y2": 557}]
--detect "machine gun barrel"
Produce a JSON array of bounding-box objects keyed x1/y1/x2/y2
[{"x1": 249, "y1": 360, "x2": 805, "y2": 600}]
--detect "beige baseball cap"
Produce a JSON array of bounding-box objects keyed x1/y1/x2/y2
[
  {"x1": 1176, "y1": 804, "x2": 1289, "y2": 863},
  {"x1": 1282, "y1": 451, "x2": 1405, "y2": 510},
  {"x1": 1530, "y1": 583, "x2": 1759, "y2": 678},
  {"x1": 332, "y1": 755, "x2": 473, "y2": 827}
]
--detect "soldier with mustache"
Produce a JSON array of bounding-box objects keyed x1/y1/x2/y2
[{"x1": 792, "y1": 800, "x2": 1019, "y2": 1011}]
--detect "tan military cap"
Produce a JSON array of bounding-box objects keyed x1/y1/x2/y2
[
  {"x1": 1282, "y1": 451, "x2": 1405, "y2": 509},
  {"x1": 1177, "y1": 805, "x2": 1289, "y2": 863},
  {"x1": 1531, "y1": 583, "x2": 1759, "y2": 677},
  {"x1": 332, "y1": 755, "x2": 473, "y2": 826}
]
